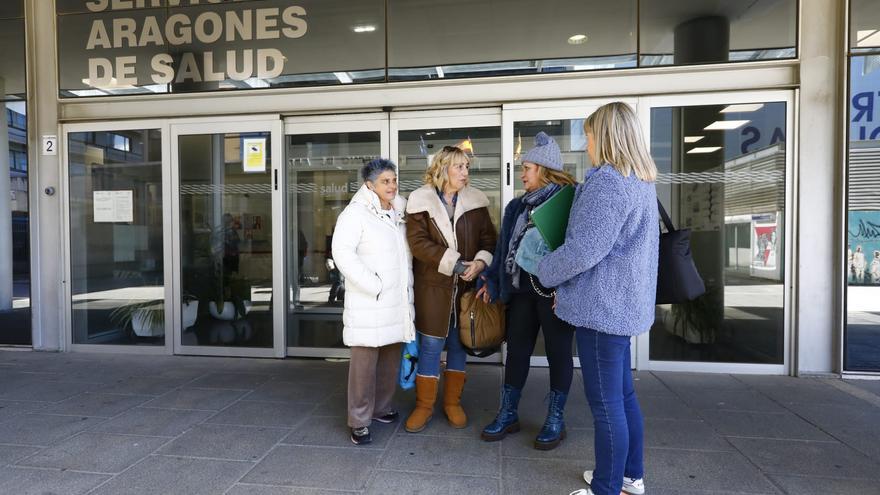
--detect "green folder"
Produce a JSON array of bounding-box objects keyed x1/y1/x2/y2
[
  {"x1": 530, "y1": 185, "x2": 575, "y2": 251},
  {"x1": 532, "y1": 186, "x2": 574, "y2": 251}
]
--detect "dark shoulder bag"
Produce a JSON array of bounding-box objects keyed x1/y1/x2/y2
[{"x1": 656, "y1": 200, "x2": 706, "y2": 304}]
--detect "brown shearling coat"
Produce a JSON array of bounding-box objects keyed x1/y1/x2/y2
[{"x1": 405, "y1": 185, "x2": 497, "y2": 338}]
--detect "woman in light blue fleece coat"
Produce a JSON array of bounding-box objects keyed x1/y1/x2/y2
[{"x1": 536, "y1": 102, "x2": 658, "y2": 495}]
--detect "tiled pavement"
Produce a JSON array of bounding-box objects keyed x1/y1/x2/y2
[{"x1": 1, "y1": 350, "x2": 879, "y2": 494}]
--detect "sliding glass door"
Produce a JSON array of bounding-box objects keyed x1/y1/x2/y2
[
  {"x1": 285, "y1": 115, "x2": 389, "y2": 357},
  {"x1": 638, "y1": 91, "x2": 794, "y2": 374},
  {"x1": 171, "y1": 119, "x2": 285, "y2": 357}
]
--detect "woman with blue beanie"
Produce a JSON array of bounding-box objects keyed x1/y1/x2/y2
[
  {"x1": 536, "y1": 103, "x2": 658, "y2": 495},
  {"x1": 476, "y1": 132, "x2": 577, "y2": 450}
]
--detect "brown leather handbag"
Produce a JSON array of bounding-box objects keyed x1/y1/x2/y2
[{"x1": 458, "y1": 290, "x2": 506, "y2": 357}]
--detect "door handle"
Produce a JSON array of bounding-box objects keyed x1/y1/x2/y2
[
  {"x1": 506, "y1": 162, "x2": 511, "y2": 186},
  {"x1": 274, "y1": 169, "x2": 278, "y2": 191}
]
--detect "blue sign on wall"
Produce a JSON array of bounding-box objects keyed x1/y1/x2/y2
[{"x1": 851, "y1": 56, "x2": 880, "y2": 141}]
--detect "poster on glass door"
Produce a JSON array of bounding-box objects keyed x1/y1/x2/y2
[
  {"x1": 848, "y1": 210, "x2": 880, "y2": 285},
  {"x1": 750, "y1": 213, "x2": 781, "y2": 281}
]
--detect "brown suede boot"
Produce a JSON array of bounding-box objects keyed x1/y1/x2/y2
[
  {"x1": 442, "y1": 370, "x2": 467, "y2": 428},
  {"x1": 405, "y1": 375, "x2": 438, "y2": 433}
]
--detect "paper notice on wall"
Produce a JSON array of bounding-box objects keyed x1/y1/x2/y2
[
  {"x1": 243, "y1": 138, "x2": 267, "y2": 173},
  {"x1": 93, "y1": 190, "x2": 134, "y2": 223}
]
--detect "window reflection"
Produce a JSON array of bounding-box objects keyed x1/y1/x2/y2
[
  {"x1": 179, "y1": 133, "x2": 274, "y2": 348},
  {"x1": 650, "y1": 102, "x2": 787, "y2": 364},
  {"x1": 397, "y1": 127, "x2": 502, "y2": 227},
  {"x1": 1, "y1": 101, "x2": 29, "y2": 345},
  {"x1": 852, "y1": 0, "x2": 880, "y2": 51},
  {"x1": 286, "y1": 132, "x2": 382, "y2": 349},
  {"x1": 510, "y1": 119, "x2": 592, "y2": 358},
  {"x1": 388, "y1": 0, "x2": 637, "y2": 81},
  {"x1": 512, "y1": 120, "x2": 592, "y2": 197},
  {"x1": 57, "y1": 0, "x2": 385, "y2": 96},
  {"x1": 69, "y1": 130, "x2": 164, "y2": 345},
  {"x1": 639, "y1": 0, "x2": 797, "y2": 66},
  {"x1": 0, "y1": 17, "x2": 26, "y2": 99},
  {"x1": 846, "y1": 54, "x2": 880, "y2": 371}
]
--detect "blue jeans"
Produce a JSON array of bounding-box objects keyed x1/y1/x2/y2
[
  {"x1": 576, "y1": 327, "x2": 644, "y2": 495},
  {"x1": 417, "y1": 327, "x2": 467, "y2": 377}
]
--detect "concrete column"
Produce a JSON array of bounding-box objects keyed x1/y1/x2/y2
[
  {"x1": 796, "y1": 0, "x2": 846, "y2": 374},
  {"x1": 0, "y1": 80, "x2": 12, "y2": 311},
  {"x1": 25, "y1": 0, "x2": 63, "y2": 350}
]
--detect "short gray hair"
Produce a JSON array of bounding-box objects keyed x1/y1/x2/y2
[{"x1": 361, "y1": 158, "x2": 397, "y2": 183}]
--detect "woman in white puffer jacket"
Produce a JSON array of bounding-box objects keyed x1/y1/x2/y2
[{"x1": 331, "y1": 159, "x2": 415, "y2": 446}]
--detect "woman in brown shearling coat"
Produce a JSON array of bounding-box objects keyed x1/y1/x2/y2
[{"x1": 404, "y1": 145, "x2": 497, "y2": 433}]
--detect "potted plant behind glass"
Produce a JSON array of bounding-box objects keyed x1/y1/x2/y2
[
  {"x1": 208, "y1": 271, "x2": 252, "y2": 321},
  {"x1": 182, "y1": 293, "x2": 200, "y2": 329},
  {"x1": 110, "y1": 293, "x2": 201, "y2": 338},
  {"x1": 110, "y1": 300, "x2": 164, "y2": 338}
]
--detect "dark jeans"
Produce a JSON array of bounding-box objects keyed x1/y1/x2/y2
[
  {"x1": 576, "y1": 327, "x2": 644, "y2": 495},
  {"x1": 503, "y1": 273, "x2": 574, "y2": 392}
]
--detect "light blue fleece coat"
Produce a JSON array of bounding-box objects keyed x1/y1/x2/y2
[{"x1": 536, "y1": 165, "x2": 659, "y2": 337}]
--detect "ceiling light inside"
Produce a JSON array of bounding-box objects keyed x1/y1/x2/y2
[
  {"x1": 435, "y1": 66, "x2": 445, "y2": 78},
  {"x1": 704, "y1": 120, "x2": 750, "y2": 131},
  {"x1": 687, "y1": 146, "x2": 722, "y2": 154},
  {"x1": 720, "y1": 104, "x2": 765, "y2": 113},
  {"x1": 568, "y1": 34, "x2": 588, "y2": 45},
  {"x1": 353, "y1": 25, "x2": 376, "y2": 33},
  {"x1": 684, "y1": 136, "x2": 704, "y2": 143}
]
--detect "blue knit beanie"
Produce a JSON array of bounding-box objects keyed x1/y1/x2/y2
[{"x1": 521, "y1": 132, "x2": 564, "y2": 171}]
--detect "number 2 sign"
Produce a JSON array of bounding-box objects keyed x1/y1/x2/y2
[{"x1": 42, "y1": 135, "x2": 58, "y2": 156}]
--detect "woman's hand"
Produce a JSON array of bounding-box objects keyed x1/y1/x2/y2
[
  {"x1": 461, "y1": 260, "x2": 486, "y2": 282},
  {"x1": 475, "y1": 283, "x2": 490, "y2": 303}
]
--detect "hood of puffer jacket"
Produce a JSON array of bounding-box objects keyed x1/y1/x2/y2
[
  {"x1": 350, "y1": 183, "x2": 407, "y2": 222},
  {"x1": 405, "y1": 184, "x2": 489, "y2": 245}
]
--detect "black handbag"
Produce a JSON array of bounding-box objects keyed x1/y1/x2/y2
[{"x1": 656, "y1": 200, "x2": 706, "y2": 304}]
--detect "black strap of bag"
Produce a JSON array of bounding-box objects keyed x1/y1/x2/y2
[
  {"x1": 656, "y1": 199, "x2": 706, "y2": 304},
  {"x1": 658, "y1": 199, "x2": 676, "y2": 233}
]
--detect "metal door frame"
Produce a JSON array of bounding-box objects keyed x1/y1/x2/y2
[
  {"x1": 636, "y1": 90, "x2": 795, "y2": 375},
  {"x1": 61, "y1": 119, "x2": 171, "y2": 355},
  {"x1": 502, "y1": 98, "x2": 639, "y2": 369},
  {"x1": 169, "y1": 115, "x2": 285, "y2": 358},
  {"x1": 283, "y1": 113, "x2": 390, "y2": 358}
]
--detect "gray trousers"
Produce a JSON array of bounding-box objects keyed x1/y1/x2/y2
[{"x1": 347, "y1": 343, "x2": 402, "y2": 428}]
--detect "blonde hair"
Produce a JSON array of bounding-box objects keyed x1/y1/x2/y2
[
  {"x1": 424, "y1": 145, "x2": 470, "y2": 190},
  {"x1": 584, "y1": 102, "x2": 657, "y2": 182},
  {"x1": 536, "y1": 166, "x2": 577, "y2": 188}
]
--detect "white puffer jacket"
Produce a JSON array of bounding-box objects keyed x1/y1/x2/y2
[{"x1": 332, "y1": 184, "x2": 416, "y2": 347}]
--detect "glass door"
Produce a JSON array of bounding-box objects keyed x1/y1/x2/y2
[
  {"x1": 637, "y1": 91, "x2": 794, "y2": 374},
  {"x1": 283, "y1": 109, "x2": 505, "y2": 362},
  {"x1": 63, "y1": 121, "x2": 171, "y2": 353},
  {"x1": 502, "y1": 99, "x2": 636, "y2": 368},
  {"x1": 285, "y1": 114, "x2": 389, "y2": 358},
  {"x1": 391, "y1": 108, "x2": 504, "y2": 363},
  {"x1": 170, "y1": 118, "x2": 284, "y2": 358}
]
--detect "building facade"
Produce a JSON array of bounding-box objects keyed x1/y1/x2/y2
[{"x1": 2, "y1": 0, "x2": 878, "y2": 376}]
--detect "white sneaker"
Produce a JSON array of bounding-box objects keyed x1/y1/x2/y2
[
  {"x1": 568, "y1": 490, "x2": 594, "y2": 495},
  {"x1": 583, "y1": 470, "x2": 645, "y2": 495}
]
